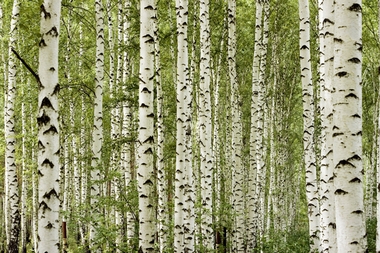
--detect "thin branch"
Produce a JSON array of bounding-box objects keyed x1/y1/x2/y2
[{"x1": 11, "y1": 47, "x2": 41, "y2": 86}]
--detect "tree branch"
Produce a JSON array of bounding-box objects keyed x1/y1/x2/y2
[{"x1": 11, "y1": 47, "x2": 42, "y2": 86}]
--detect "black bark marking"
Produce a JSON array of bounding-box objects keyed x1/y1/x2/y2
[
  {"x1": 46, "y1": 26, "x2": 59, "y2": 37},
  {"x1": 140, "y1": 103, "x2": 149, "y2": 108},
  {"x1": 300, "y1": 45, "x2": 309, "y2": 50},
  {"x1": 37, "y1": 113, "x2": 50, "y2": 126},
  {"x1": 38, "y1": 140, "x2": 45, "y2": 149},
  {"x1": 348, "y1": 154, "x2": 361, "y2": 161},
  {"x1": 350, "y1": 241, "x2": 359, "y2": 245},
  {"x1": 143, "y1": 136, "x2": 154, "y2": 144},
  {"x1": 349, "y1": 177, "x2": 361, "y2": 183},
  {"x1": 336, "y1": 71, "x2": 348, "y2": 77},
  {"x1": 39, "y1": 201, "x2": 51, "y2": 212},
  {"x1": 141, "y1": 87, "x2": 151, "y2": 93},
  {"x1": 334, "y1": 38, "x2": 343, "y2": 43},
  {"x1": 52, "y1": 84, "x2": 60, "y2": 96},
  {"x1": 39, "y1": 39, "x2": 47, "y2": 48},
  {"x1": 335, "y1": 189, "x2": 348, "y2": 195},
  {"x1": 352, "y1": 210, "x2": 363, "y2": 214},
  {"x1": 345, "y1": 93, "x2": 358, "y2": 99},
  {"x1": 43, "y1": 126, "x2": 58, "y2": 135},
  {"x1": 348, "y1": 57, "x2": 361, "y2": 64},
  {"x1": 41, "y1": 97, "x2": 53, "y2": 108},
  {"x1": 147, "y1": 113, "x2": 154, "y2": 118},
  {"x1": 144, "y1": 179, "x2": 153, "y2": 186},
  {"x1": 42, "y1": 159, "x2": 54, "y2": 168},
  {"x1": 144, "y1": 148, "x2": 153, "y2": 154},
  {"x1": 378, "y1": 183, "x2": 380, "y2": 192},
  {"x1": 40, "y1": 4, "x2": 51, "y2": 19},
  {"x1": 336, "y1": 159, "x2": 355, "y2": 168},
  {"x1": 351, "y1": 113, "x2": 360, "y2": 118},
  {"x1": 323, "y1": 18, "x2": 334, "y2": 25},
  {"x1": 348, "y1": 3, "x2": 362, "y2": 12},
  {"x1": 332, "y1": 132, "x2": 343, "y2": 137},
  {"x1": 144, "y1": 5, "x2": 154, "y2": 10},
  {"x1": 42, "y1": 189, "x2": 58, "y2": 199},
  {"x1": 45, "y1": 222, "x2": 53, "y2": 229}
]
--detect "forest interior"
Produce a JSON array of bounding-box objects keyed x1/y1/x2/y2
[{"x1": 0, "y1": 0, "x2": 379, "y2": 252}]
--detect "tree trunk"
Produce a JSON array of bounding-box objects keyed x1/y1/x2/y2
[
  {"x1": 6, "y1": 1, "x2": 21, "y2": 252},
  {"x1": 138, "y1": 0, "x2": 157, "y2": 251},
  {"x1": 90, "y1": 0, "x2": 105, "y2": 251},
  {"x1": 37, "y1": 0, "x2": 61, "y2": 252},
  {"x1": 333, "y1": 1, "x2": 367, "y2": 251},
  {"x1": 199, "y1": 0, "x2": 213, "y2": 249},
  {"x1": 298, "y1": 0, "x2": 319, "y2": 251}
]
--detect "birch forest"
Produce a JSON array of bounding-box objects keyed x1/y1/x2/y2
[{"x1": 1, "y1": 0, "x2": 380, "y2": 252}]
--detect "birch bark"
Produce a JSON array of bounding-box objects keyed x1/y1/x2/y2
[
  {"x1": 298, "y1": 0, "x2": 319, "y2": 251},
  {"x1": 6, "y1": 0, "x2": 20, "y2": 251},
  {"x1": 90, "y1": 0, "x2": 105, "y2": 250},
  {"x1": 175, "y1": 0, "x2": 194, "y2": 251},
  {"x1": 138, "y1": 0, "x2": 157, "y2": 251},
  {"x1": 333, "y1": 1, "x2": 367, "y2": 251},
  {"x1": 199, "y1": 0, "x2": 213, "y2": 249},
  {"x1": 37, "y1": 0, "x2": 61, "y2": 252}
]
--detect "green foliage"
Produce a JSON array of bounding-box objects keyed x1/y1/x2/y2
[{"x1": 367, "y1": 218, "x2": 376, "y2": 253}]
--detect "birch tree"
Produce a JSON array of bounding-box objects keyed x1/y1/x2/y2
[
  {"x1": 228, "y1": 0, "x2": 244, "y2": 251},
  {"x1": 333, "y1": 1, "x2": 367, "y2": 251},
  {"x1": 199, "y1": 0, "x2": 213, "y2": 249},
  {"x1": 250, "y1": 0, "x2": 263, "y2": 248},
  {"x1": 6, "y1": 0, "x2": 20, "y2": 251},
  {"x1": 175, "y1": 0, "x2": 194, "y2": 251},
  {"x1": 90, "y1": 0, "x2": 105, "y2": 250},
  {"x1": 37, "y1": 0, "x2": 61, "y2": 252},
  {"x1": 298, "y1": 0, "x2": 319, "y2": 251},
  {"x1": 138, "y1": 0, "x2": 157, "y2": 251},
  {"x1": 319, "y1": 0, "x2": 336, "y2": 251}
]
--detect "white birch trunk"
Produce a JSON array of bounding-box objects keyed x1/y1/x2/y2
[
  {"x1": 154, "y1": 2, "x2": 167, "y2": 251},
  {"x1": 333, "y1": 1, "x2": 367, "y2": 251},
  {"x1": 228, "y1": 0, "x2": 244, "y2": 251},
  {"x1": 250, "y1": 0, "x2": 263, "y2": 247},
  {"x1": 37, "y1": 1, "x2": 61, "y2": 252},
  {"x1": 319, "y1": 0, "x2": 337, "y2": 251},
  {"x1": 90, "y1": 0, "x2": 105, "y2": 250},
  {"x1": 175, "y1": 0, "x2": 194, "y2": 251},
  {"x1": 21, "y1": 77, "x2": 28, "y2": 253},
  {"x1": 298, "y1": 0, "x2": 319, "y2": 251},
  {"x1": 199, "y1": 0, "x2": 213, "y2": 249},
  {"x1": 121, "y1": 0, "x2": 134, "y2": 244},
  {"x1": 6, "y1": 1, "x2": 20, "y2": 251},
  {"x1": 138, "y1": 1, "x2": 156, "y2": 251}
]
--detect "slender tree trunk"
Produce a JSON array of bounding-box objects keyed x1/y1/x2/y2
[
  {"x1": 228, "y1": 0, "x2": 244, "y2": 251},
  {"x1": 250, "y1": 0, "x2": 263, "y2": 248},
  {"x1": 333, "y1": 1, "x2": 367, "y2": 252},
  {"x1": 37, "y1": 1, "x2": 61, "y2": 252},
  {"x1": 6, "y1": 1, "x2": 21, "y2": 252},
  {"x1": 319, "y1": 0, "x2": 337, "y2": 251},
  {"x1": 90, "y1": 0, "x2": 105, "y2": 251},
  {"x1": 199, "y1": 0, "x2": 213, "y2": 249},
  {"x1": 154, "y1": 2, "x2": 167, "y2": 251},
  {"x1": 138, "y1": 0, "x2": 157, "y2": 251},
  {"x1": 298, "y1": 0, "x2": 319, "y2": 251},
  {"x1": 121, "y1": 0, "x2": 134, "y2": 246},
  {"x1": 175, "y1": 0, "x2": 194, "y2": 251}
]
